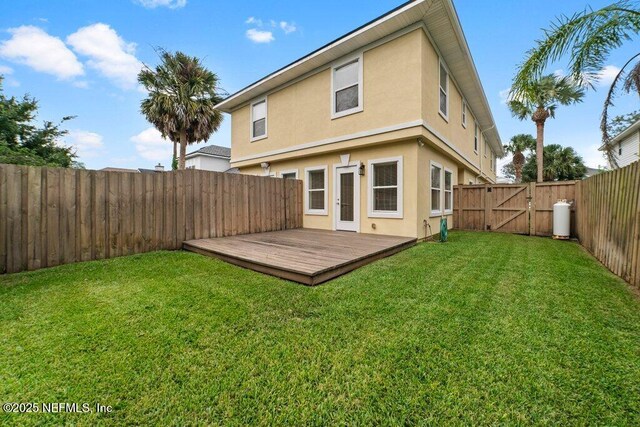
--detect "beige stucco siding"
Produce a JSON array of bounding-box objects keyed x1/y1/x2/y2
[
  {"x1": 231, "y1": 29, "x2": 423, "y2": 162},
  {"x1": 241, "y1": 141, "x2": 419, "y2": 238}
]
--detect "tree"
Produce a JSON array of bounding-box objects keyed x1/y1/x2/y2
[
  {"x1": 508, "y1": 74, "x2": 584, "y2": 182},
  {"x1": 0, "y1": 76, "x2": 82, "y2": 168},
  {"x1": 517, "y1": 144, "x2": 587, "y2": 182},
  {"x1": 511, "y1": 1, "x2": 640, "y2": 166},
  {"x1": 609, "y1": 109, "x2": 640, "y2": 136},
  {"x1": 503, "y1": 134, "x2": 536, "y2": 183},
  {"x1": 138, "y1": 50, "x2": 225, "y2": 169}
]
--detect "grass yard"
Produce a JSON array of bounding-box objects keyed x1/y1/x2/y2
[{"x1": 1, "y1": 231, "x2": 639, "y2": 425}]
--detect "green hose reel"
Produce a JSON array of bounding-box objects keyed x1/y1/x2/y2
[{"x1": 440, "y1": 217, "x2": 448, "y2": 242}]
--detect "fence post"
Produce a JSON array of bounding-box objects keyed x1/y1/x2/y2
[
  {"x1": 529, "y1": 182, "x2": 536, "y2": 236},
  {"x1": 484, "y1": 184, "x2": 491, "y2": 231}
]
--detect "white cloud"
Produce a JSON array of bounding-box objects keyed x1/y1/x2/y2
[
  {"x1": 279, "y1": 21, "x2": 297, "y2": 34},
  {"x1": 67, "y1": 23, "x2": 143, "y2": 90},
  {"x1": 135, "y1": 0, "x2": 186, "y2": 9},
  {"x1": 130, "y1": 127, "x2": 172, "y2": 162},
  {"x1": 596, "y1": 65, "x2": 621, "y2": 86},
  {"x1": 0, "y1": 26, "x2": 84, "y2": 80},
  {"x1": 72, "y1": 80, "x2": 89, "y2": 89},
  {"x1": 245, "y1": 17, "x2": 263, "y2": 26},
  {"x1": 66, "y1": 130, "x2": 104, "y2": 159},
  {"x1": 246, "y1": 28, "x2": 274, "y2": 44},
  {"x1": 0, "y1": 64, "x2": 13, "y2": 75},
  {"x1": 577, "y1": 143, "x2": 608, "y2": 169}
]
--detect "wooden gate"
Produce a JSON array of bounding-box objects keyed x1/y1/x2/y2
[
  {"x1": 488, "y1": 185, "x2": 530, "y2": 234},
  {"x1": 453, "y1": 182, "x2": 577, "y2": 237}
]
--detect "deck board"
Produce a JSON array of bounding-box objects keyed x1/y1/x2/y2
[{"x1": 183, "y1": 228, "x2": 416, "y2": 285}]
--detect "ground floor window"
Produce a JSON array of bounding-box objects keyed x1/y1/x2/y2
[
  {"x1": 430, "y1": 161, "x2": 442, "y2": 216},
  {"x1": 305, "y1": 166, "x2": 327, "y2": 215},
  {"x1": 444, "y1": 169, "x2": 453, "y2": 213},
  {"x1": 368, "y1": 156, "x2": 403, "y2": 218},
  {"x1": 280, "y1": 170, "x2": 298, "y2": 179}
]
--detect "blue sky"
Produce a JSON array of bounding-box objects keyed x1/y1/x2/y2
[{"x1": 0, "y1": 0, "x2": 637, "y2": 171}]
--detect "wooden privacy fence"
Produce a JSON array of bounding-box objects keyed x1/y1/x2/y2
[
  {"x1": 576, "y1": 162, "x2": 640, "y2": 288},
  {"x1": 453, "y1": 181, "x2": 577, "y2": 237},
  {"x1": 0, "y1": 165, "x2": 303, "y2": 274}
]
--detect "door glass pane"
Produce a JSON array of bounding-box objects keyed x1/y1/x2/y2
[
  {"x1": 282, "y1": 173, "x2": 296, "y2": 179},
  {"x1": 340, "y1": 172, "x2": 354, "y2": 222}
]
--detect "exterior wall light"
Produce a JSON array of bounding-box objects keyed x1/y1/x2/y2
[{"x1": 358, "y1": 162, "x2": 365, "y2": 176}]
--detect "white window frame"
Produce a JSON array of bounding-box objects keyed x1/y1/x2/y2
[
  {"x1": 461, "y1": 100, "x2": 467, "y2": 128},
  {"x1": 367, "y1": 156, "x2": 403, "y2": 219},
  {"x1": 438, "y1": 59, "x2": 449, "y2": 121},
  {"x1": 490, "y1": 151, "x2": 494, "y2": 171},
  {"x1": 279, "y1": 169, "x2": 298, "y2": 179},
  {"x1": 331, "y1": 53, "x2": 364, "y2": 119},
  {"x1": 474, "y1": 122, "x2": 479, "y2": 154},
  {"x1": 430, "y1": 160, "x2": 443, "y2": 217},
  {"x1": 250, "y1": 97, "x2": 268, "y2": 142},
  {"x1": 304, "y1": 166, "x2": 328, "y2": 215},
  {"x1": 444, "y1": 168, "x2": 453, "y2": 214}
]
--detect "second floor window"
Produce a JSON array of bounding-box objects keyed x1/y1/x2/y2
[
  {"x1": 251, "y1": 99, "x2": 267, "y2": 140},
  {"x1": 462, "y1": 101, "x2": 467, "y2": 127},
  {"x1": 474, "y1": 123, "x2": 479, "y2": 153},
  {"x1": 439, "y1": 62, "x2": 448, "y2": 118},
  {"x1": 618, "y1": 143, "x2": 622, "y2": 156},
  {"x1": 332, "y1": 56, "x2": 362, "y2": 118}
]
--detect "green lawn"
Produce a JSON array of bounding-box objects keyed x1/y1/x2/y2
[{"x1": 1, "y1": 231, "x2": 639, "y2": 425}]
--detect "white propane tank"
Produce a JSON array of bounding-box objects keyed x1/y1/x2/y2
[{"x1": 553, "y1": 200, "x2": 571, "y2": 239}]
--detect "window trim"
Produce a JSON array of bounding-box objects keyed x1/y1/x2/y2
[
  {"x1": 438, "y1": 59, "x2": 449, "y2": 121},
  {"x1": 367, "y1": 156, "x2": 403, "y2": 219},
  {"x1": 250, "y1": 97, "x2": 268, "y2": 142},
  {"x1": 474, "y1": 122, "x2": 479, "y2": 154},
  {"x1": 490, "y1": 151, "x2": 494, "y2": 171},
  {"x1": 461, "y1": 100, "x2": 467, "y2": 128},
  {"x1": 279, "y1": 169, "x2": 298, "y2": 179},
  {"x1": 331, "y1": 53, "x2": 364, "y2": 119},
  {"x1": 430, "y1": 160, "x2": 443, "y2": 217},
  {"x1": 484, "y1": 140, "x2": 488, "y2": 158},
  {"x1": 444, "y1": 168, "x2": 453, "y2": 214},
  {"x1": 304, "y1": 165, "x2": 328, "y2": 216}
]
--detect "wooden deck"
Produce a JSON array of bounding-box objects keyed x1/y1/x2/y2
[{"x1": 183, "y1": 229, "x2": 416, "y2": 285}]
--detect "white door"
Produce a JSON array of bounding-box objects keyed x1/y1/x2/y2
[{"x1": 335, "y1": 165, "x2": 359, "y2": 232}]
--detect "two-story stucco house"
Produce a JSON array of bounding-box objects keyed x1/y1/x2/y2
[
  {"x1": 602, "y1": 118, "x2": 640, "y2": 169},
  {"x1": 215, "y1": 0, "x2": 503, "y2": 239}
]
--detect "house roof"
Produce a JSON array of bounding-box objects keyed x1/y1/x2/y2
[
  {"x1": 214, "y1": 0, "x2": 502, "y2": 155},
  {"x1": 612, "y1": 118, "x2": 640, "y2": 144},
  {"x1": 185, "y1": 144, "x2": 231, "y2": 159}
]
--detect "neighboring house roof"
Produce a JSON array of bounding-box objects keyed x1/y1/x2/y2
[
  {"x1": 185, "y1": 145, "x2": 231, "y2": 159},
  {"x1": 584, "y1": 167, "x2": 603, "y2": 178},
  {"x1": 600, "y1": 118, "x2": 640, "y2": 149},
  {"x1": 99, "y1": 167, "x2": 138, "y2": 173},
  {"x1": 138, "y1": 168, "x2": 165, "y2": 174},
  {"x1": 224, "y1": 167, "x2": 240, "y2": 174},
  {"x1": 214, "y1": 0, "x2": 502, "y2": 155}
]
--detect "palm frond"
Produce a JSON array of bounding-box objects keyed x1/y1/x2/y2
[
  {"x1": 512, "y1": 1, "x2": 640, "y2": 94},
  {"x1": 600, "y1": 52, "x2": 640, "y2": 167}
]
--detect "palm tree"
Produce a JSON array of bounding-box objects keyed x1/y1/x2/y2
[
  {"x1": 139, "y1": 50, "x2": 225, "y2": 169},
  {"x1": 508, "y1": 74, "x2": 584, "y2": 182},
  {"x1": 511, "y1": 1, "x2": 640, "y2": 166},
  {"x1": 522, "y1": 144, "x2": 587, "y2": 182},
  {"x1": 503, "y1": 134, "x2": 536, "y2": 183}
]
